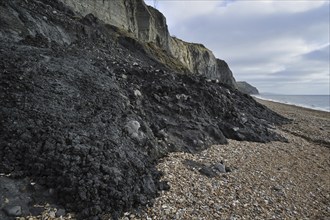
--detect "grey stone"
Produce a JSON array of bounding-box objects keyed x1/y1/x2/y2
[
  {"x1": 214, "y1": 163, "x2": 226, "y2": 173},
  {"x1": 125, "y1": 120, "x2": 145, "y2": 141},
  {"x1": 49, "y1": 210, "x2": 56, "y2": 218},
  {"x1": 134, "y1": 89, "x2": 142, "y2": 97},
  {"x1": 121, "y1": 74, "x2": 127, "y2": 79},
  {"x1": 29, "y1": 206, "x2": 44, "y2": 216},
  {"x1": 3, "y1": 205, "x2": 22, "y2": 217},
  {"x1": 273, "y1": 186, "x2": 282, "y2": 191},
  {"x1": 199, "y1": 166, "x2": 217, "y2": 178},
  {"x1": 225, "y1": 166, "x2": 232, "y2": 173},
  {"x1": 241, "y1": 117, "x2": 248, "y2": 124},
  {"x1": 175, "y1": 94, "x2": 189, "y2": 101},
  {"x1": 125, "y1": 120, "x2": 140, "y2": 136},
  {"x1": 56, "y1": 208, "x2": 66, "y2": 217}
]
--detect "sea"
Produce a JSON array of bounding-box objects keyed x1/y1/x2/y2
[{"x1": 253, "y1": 94, "x2": 330, "y2": 112}]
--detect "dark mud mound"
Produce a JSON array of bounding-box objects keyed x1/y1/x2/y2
[{"x1": 0, "y1": 0, "x2": 289, "y2": 219}]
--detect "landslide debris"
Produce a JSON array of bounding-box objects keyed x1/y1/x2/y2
[{"x1": 0, "y1": 0, "x2": 289, "y2": 219}]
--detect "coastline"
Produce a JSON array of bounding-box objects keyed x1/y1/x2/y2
[
  {"x1": 255, "y1": 98, "x2": 330, "y2": 147},
  {"x1": 252, "y1": 95, "x2": 330, "y2": 113},
  {"x1": 255, "y1": 97, "x2": 330, "y2": 117}
]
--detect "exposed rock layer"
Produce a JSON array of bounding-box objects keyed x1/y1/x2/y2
[
  {"x1": 60, "y1": 0, "x2": 237, "y2": 88},
  {"x1": 237, "y1": 81, "x2": 259, "y2": 94},
  {"x1": 0, "y1": 0, "x2": 288, "y2": 219}
]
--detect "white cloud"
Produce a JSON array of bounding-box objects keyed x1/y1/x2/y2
[
  {"x1": 153, "y1": 0, "x2": 330, "y2": 94},
  {"x1": 270, "y1": 0, "x2": 327, "y2": 13},
  {"x1": 146, "y1": 0, "x2": 220, "y2": 26}
]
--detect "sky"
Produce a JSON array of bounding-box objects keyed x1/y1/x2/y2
[{"x1": 144, "y1": 0, "x2": 330, "y2": 95}]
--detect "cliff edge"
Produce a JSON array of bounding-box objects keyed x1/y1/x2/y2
[
  {"x1": 237, "y1": 81, "x2": 260, "y2": 94},
  {"x1": 60, "y1": 0, "x2": 237, "y2": 88}
]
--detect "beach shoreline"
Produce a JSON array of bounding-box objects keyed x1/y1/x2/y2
[
  {"x1": 255, "y1": 97, "x2": 330, "y2": 115},
  {"x1": 255, "y1": 98, "x2": 330, "y2": 148},
  {"x1": 127, "y1": 98, "x2": 330, "y2": 220},
  {"x1": 252, "y1": 95, "x2": 330, "y2": 113}
]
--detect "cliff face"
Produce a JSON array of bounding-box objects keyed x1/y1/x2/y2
[
  {"x1": 0, "y1": 0, "x2": 289, "y2": 218},
  {"x1": 60, "y1": 0, "x2": 171, "y2": 50},
  {"x1": 216, "y1": 59, "x2": 237, "y2": 87},
  {"x1": 237, "y1": 81, "x2": 259, "y2": 94},
  {"x1": 60, "y1": 0, "x2": 237, "y2": 88}
]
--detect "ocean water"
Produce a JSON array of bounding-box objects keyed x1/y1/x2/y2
[{"x1": 253, "y1": 94, "x2": 330, "y2": 112}]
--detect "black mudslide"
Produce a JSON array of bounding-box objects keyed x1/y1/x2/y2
[{"x1": 0, "y1": 0, "x2": 289, "y2": 219}]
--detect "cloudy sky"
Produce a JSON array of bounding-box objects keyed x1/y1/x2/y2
[{"x1": 145, "y1": 0, "x2": 330, "y2": 95}]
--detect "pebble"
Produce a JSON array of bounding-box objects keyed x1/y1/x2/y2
[
  {"x1": 49, "y1": 210, "x2": 56, "y2": 218},
  {"x1": 56, "y1": 208, "x2": 66, "y2": 217},
  {"x1": 199, "y1": 166, "x2": 217, "y2": 178},
  {"x1": 214, "y1": 163, "x2": 226, "y2": 173},
  {"x1": 136, "y1": 116, "x2": 330, "y2": 220},
  {"x1": 134, "y1": 89, "x2": 142, "y2": 97}
]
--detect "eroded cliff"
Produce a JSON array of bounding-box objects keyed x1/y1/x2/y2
[
  {"x1": 0, "y1": 0, "x2": 289, "y2": 219},
  {"x1": 60, "y1": 0, "x2": 237, "y2": 88},
  {"x1": 237, "y1": 81, "x2": 259, "y2": 94}
]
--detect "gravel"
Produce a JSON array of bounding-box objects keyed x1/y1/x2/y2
[{"x1": 117, "y1": 100, "x2": 330, "y2": 220}]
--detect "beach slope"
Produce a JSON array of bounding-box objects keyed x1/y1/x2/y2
[{"x1": 130, "y1": 99, "x2": 330, "y2": 219}]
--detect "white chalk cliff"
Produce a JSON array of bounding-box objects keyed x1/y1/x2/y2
[{"x1": 60, "y1": 0, "x2": 237, "y2": 88}]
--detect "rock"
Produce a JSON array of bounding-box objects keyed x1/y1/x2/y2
[
  {"x1": 125, "y1": 120, "x2": 145, "y2": 141},
  {"x1": 175, "y1": 94, "x2": 189, "y2": 101},
  {"x1": 241, "y1": 117, "x2": 248, "y2": 124},
  {"x1": 216, "y1": 59, "x2": 237, "y2": 88},
  {"x1": 3, "y1": 205, "x2": 22, "y2": 217},
  {"x1": 225, "y1": 166, "x2": 232, "y2": 173},
  {"x1": 29, "y1": 206, "x2": 44, "y2": 216},
  {"x1": 169, "y1": 38, "x2": 238, "y2": 88},
  {"x1": 273, "y1": 186, "x2": 282, "y2": 191},
  {"x1": 134, "y1": 89, "x2": 142, "y2": 97},
  {"x1": 158, "y1": 181, "x2": 170, "y2": 191},
  {"x1": 183, "y1": 159, "x2": 204, "y2": 170},
  {"x1": 121, "y1": 74, "x2": 127, "y2": 79},
  {"x1": 199, "y1": 166, "x2": 217, "y2": 178},
  {"x1": 156, "y1": 129, "x2": 167, "y2": 139},
  {"x1": 56, "y1": 209, "x2": 66, "y2": 217},
  {"x1": 237, "y1": 81, "x2": 259, "y2": 95},
  {"x1": 125, "y1": 120, "x2": 140, "y2": 136},
  {"x1": 49, "y1": 210, "x2": 56, "y2": 218},
  {"x1": 214, "y1": 163, "x2": 226, "y2": 173}
]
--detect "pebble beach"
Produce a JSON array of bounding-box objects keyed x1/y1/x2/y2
[{"x1": 124, "y1": 98, "x2": 330, "y2": 220}]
